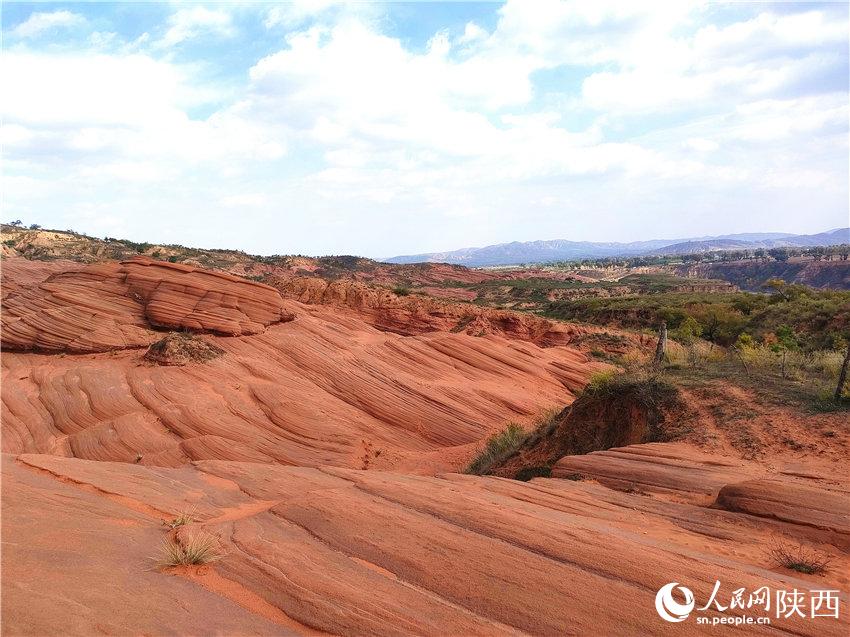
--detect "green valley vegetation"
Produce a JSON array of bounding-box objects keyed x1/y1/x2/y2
[{"x1": 545, "y1": 280, "x2": 850, "y2": 351}]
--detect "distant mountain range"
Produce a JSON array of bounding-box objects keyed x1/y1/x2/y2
[{"x1": 386, "y1": 228, "x2": 850, "y2": 267}]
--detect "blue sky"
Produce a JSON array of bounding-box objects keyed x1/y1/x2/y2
[{"x1": 2, "y1": 1, "x2": 848, "y2": 258}]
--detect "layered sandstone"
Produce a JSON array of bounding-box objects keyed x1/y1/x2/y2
[
  {"x1": 1, "y1": 257, "x2": 291, "y2": 353},
  {"x1": 2, "y1": 453, "x2": 848, "y2": 636},
  {"x1": 267, "y1": 274, "x2": 605, "y2": 347}
]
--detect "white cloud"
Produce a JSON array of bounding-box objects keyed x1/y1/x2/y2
[
  {"x1": 10, "y1": 10, "x2": 84, "y2": 38},
  {"x1": 264, "y1": 0, "x2": 343, "y2": 28},
  {"x1": 578, "y1": 7, "x2": 847, "y2": 114},
  {"x1": 684, "y1": 138, "x2": 719, "y2": 153},
  {"x1": 458, "y1": 22, "x2": 487, "y2": 45},
  {"x1": 157, "y1": 7, "x2": 234, "y2": 47},
  {"x1": 220, "y1": 193, "x2": 268, "y2": 207},
  {"x1": 2, "y1": 1, "x2": 846, "y2": 255}
]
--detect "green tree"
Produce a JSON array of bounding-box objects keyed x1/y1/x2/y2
[{"x1": 672, "y1": 315, "x2": 703, "y2": 345}]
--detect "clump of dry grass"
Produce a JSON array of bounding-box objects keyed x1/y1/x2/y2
[
  {"x1": 144, "y1": 332, "x2": 224, "y2": 366},
  {"x1": 158, "y1": 530, "x2": 222, "y2": 567},
  {"x1": 165, "y1": 510, "x2": 194, "y2": 530},
  {"x1": 767, "y1": 538, "x2": 831, "y2": 575}
]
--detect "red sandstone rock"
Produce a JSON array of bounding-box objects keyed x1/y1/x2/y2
[
  {"x1": 2, "y1": 454, "x2": 848, "y2": 636},
  {"x1": 3, "y1": 255, "x2": 849, "y2": 636},
  {"x1": 1, "y1": 257, "x2": 291, "y2": 352},
  {"x1": 267, "y1": 274, "x2": 603, "y2": 347}
]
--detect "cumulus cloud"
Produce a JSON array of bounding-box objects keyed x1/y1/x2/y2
[
  {"x1": 10, "y1": 10, "x2": 85, "y2": 38},
  {"x1": 156, "y1": 7, "x2": 234, "y2": 47},
  {"x1": 2, "y1": 1, "x2": 847, "y2": 255}
]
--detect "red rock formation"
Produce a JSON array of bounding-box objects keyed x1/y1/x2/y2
[
  {"x1": 0, "y1": 306, "x2": 601, "y2": 467},
  {"x1": 267, "y1": 274, "x2": 595, "y2": 347},
  {"x1": 1, "y1": 257, "x2": 291, "y2": 353},
  {"x1": 3, "y1": 453, "x2": 848, "y2": 636},
  {"x1": 3, "y1": 254, "x2": 849, "y2": 636}
]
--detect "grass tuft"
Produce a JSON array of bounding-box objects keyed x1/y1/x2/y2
[
  {"x1": 158, "y1": 530, "x2": 222, "y2": 567},
  {"x1": 165, "y1": 511, "x2": 194, "y2": 530},
  {"x1": 465, "y1": 423, "x2": 527, "y2": 475},
  {"x1": 767, "y1": 538, "x2": 831, "y2": 575}
]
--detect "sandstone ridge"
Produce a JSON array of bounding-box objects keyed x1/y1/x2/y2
[{"x1": 1, "y1": 257, "x2": 292, "y2": 353}]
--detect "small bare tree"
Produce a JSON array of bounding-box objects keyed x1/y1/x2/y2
[
  {"x1": 653, "y1": 321, "x2": 667, "y2": 367},
  {"x1": 836, "y1": 341, "x2": 850, "y2": 401}
]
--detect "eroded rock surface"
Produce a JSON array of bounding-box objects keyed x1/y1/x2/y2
[
  {"x1": 267, "y1": 274, "x2": 623, "y2": 348},
  {"x1": 3, "y1": 255, "x2": 849, "y2": 636},
  {"x1": 3, "y1": 454, "x2": 848, "y2": 636},
  {"x1": 1, "y1": 257, "x2": 291, "y2": 352},
  {"x1": 1, "y1": 305, "x2": 600, "y2": 467}
]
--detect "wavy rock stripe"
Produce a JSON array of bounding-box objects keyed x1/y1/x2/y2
[
  {"x1": 266, "y1": 274, "x2": 597, "y2": 347},
  {"x1": 1, "y1": 300, "x2": 602, "y2": 469},
  {"x1": 3, "y1": 454, "x2": 848, "y2": 636},
  {"x1": 1, "y1": 257, "x2": 290, "y2": 353}
]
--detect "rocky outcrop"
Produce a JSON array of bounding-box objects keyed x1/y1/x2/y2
[
  {"x1": 0, "y1": 304, "x2": 600, "y2": 467},
  {"x1": 122, "y1": 258, "x2": 289, "y2": 334},
  {"x1": 1, "y1": 255, "x2": 605, "y2": 468},
  {"x1": 267, "y1": 274, "x2": 594, "y2": 347},
  {"x1": 1, "y1": 257, "x2": 291, "y2": 353},
  {"x1": 714, "y1": 478, "x2": 850, "y2": 546},
  {"x1": 3, "y1": 454, "x2": 848, "y2": 636}
]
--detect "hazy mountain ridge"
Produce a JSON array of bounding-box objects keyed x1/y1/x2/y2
[{"x1": 387, "y1": 228, "x2": 850, "y2": 266}]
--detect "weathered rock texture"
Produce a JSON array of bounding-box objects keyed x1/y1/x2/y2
[
  {"x1": 2, "y1": 255, "x2": 849, "y2": 636},
  {"x1": 2, "y1": 454, "x2": 848, "y2": 636},
  {"x1": 266, "y1": 274, "x2": 619, "y2": 348},
  {"x1": 1, "y1": 257, "x2": 603, "y2": 469},
  {"x1": 1, "y1": 257, "x2": 291, "y2": 353}
]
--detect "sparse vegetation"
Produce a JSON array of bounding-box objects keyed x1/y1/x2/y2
[
  {"x1": 392, "y1": 285, "x2": 411, "y2": 296},
  {"x1": 158, "y1": 530, "x2": 222, "y2": 567},
  {"x1": 465, "y1": 422, "x2": 528, "y2": 475},
  {"x1": 144, "y1": 332, "x2": 225, "y2": 366},
  {"x1": 477, "y1": 371, "x2": 688, "y2": 479},
  {"x1": 663, "y1": 345, "x2": 850, "y2": 412},
  {"x1": 165, "y1": 511, "x2": 194, "y2": 530},
  {"x1": 465, "y1": 409, "x2": 563, "y2": 476},
  {"x1": 546, "y1": 287, "x2": 850, "y2": 350},
  {"x1": 580, "y1": 369, "x2": 679, "y2": 410},
  {"x1": 767, "y1": 538, "x2": 831, "y2": 574}
]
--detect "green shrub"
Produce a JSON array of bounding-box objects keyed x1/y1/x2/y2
[
  {"x1": 465, "y1": 423, "x2": 527, "y2": 475},
  {"x1": 545, "y1": 288, "x2": 850, "y2": 351},
  {"x1": 392, "y1": 285, "x2": 411, "y2": 296}
]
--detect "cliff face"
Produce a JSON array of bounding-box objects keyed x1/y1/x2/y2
[{"x1": 672, "y1": 259, "x2": 850, "y2": 290}]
